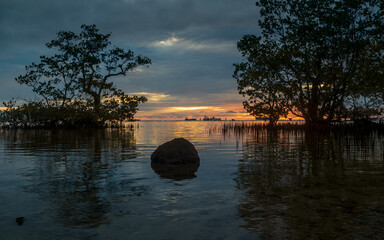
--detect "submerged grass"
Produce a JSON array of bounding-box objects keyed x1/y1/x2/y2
[
  {"x1": 209, "y1": 121, "x2": 384, "y2": 137},
  {"x1": 209, "y1": 121, "x2": 384, "y2": 161}
]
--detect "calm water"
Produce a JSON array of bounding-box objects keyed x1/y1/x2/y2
[{"x1": 0, "y1": 121, "x2": 383, "y2": 239}]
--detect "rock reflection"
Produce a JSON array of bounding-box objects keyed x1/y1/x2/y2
[
  {"x1": 1, "y1": 129, "x2": 148, "y2": 228},
  {"x1": 235, "y1": 129, "x2": 384, "y2": 239},
  {"x1": 151, "y1": 163, "x2": 199, "y2": 180}
]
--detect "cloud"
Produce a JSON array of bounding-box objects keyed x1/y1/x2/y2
[
  {"x1": 0, "y1": 0, "x2": 260, "y2": 115},
  {"x1": 129, "y1": 92, "x2": 170, "y2": 102},
  {"x1": 0, "y1": 0, "x2": 259, "y2": 48},
  {"x1": 151, "y1": 36, "x2": 236, "y2": 54},
  {"x1": 153, "y1": 37, "x2": 181, "y2": 47}
]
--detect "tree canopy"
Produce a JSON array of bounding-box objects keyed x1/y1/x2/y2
[
  {"x1": 234, "y1": 0, "x2": 384, "y2": 126},
  {"x1": 13, "y1": 24, "x2": 151, "y2": 127}
]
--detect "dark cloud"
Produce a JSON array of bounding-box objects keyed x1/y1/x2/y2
[
  {"x1": 0, "y1": 0, "x2": 258, "y2": 46},
  {"x1": 0, "y1": 0, "x2": 260, "y2": 112}
]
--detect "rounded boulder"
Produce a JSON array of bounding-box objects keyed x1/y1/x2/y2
[{"x1": 151, "y1": 138, "x2": 200, "y2": 165}]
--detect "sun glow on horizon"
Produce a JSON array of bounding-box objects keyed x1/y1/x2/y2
[
  {"x1": 135, "y1": 102, "x2": 256, "y2": 121},
  {"x1": 172, "y1": 106, "x2": 210, "y2": 111}
]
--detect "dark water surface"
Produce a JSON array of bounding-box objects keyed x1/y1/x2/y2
[{"x1": 0, "y1": 122, "x2": 383, "y2": 239}]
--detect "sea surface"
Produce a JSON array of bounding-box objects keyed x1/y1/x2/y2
[{"x1": 0, "y1": 121, "x2": 383, "y2": 239}]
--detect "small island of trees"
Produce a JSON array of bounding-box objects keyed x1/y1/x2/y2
[{"x1": 1, "y1": 24, "x2": 150, "y2": 128}]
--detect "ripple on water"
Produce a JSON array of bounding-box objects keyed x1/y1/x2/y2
[{"x1": 0, "y1": 123, "x2": 383, "y2": 239}]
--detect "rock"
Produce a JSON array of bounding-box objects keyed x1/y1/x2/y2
[
  {"x1": 151, "y1": 138, "x2": 200, "y2": 180},
  {"x1": 16, "y1": 217, "x2": 25, "y2": 226},
  {"x1": 151, "y1": 138, "x2": 200, "y2": 165}
]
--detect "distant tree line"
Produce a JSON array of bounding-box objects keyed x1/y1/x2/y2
[
  {"x1": 1, "y1": 25, "x2": 150, "y2": 128},
  {"x1": 234, "y1": 0, "x2": 384, "y2": 127}
]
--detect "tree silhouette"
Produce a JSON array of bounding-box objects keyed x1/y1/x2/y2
[
  {"x1": 234, "y1": 0, "x2": 384, "y2": 126},
  {"x1": 15, "y1": 24, "x2": 151, "y2": 126}
]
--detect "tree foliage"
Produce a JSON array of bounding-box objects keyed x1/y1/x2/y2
[
  {"x1": 234, "y1": 0, "x2": 384, "y2": 126},
  {"x1": 14, "y1": 24, "x2": 150, "y2": 127},
  {"x1": 234, "y1": 35, "x2": 288, "y2": 126}
]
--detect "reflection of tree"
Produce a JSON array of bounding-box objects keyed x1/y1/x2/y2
[
  {"x1": 236, "y1": 129, "x2": 384, "y2": 239},
  {"x1": 1, "y1": 129, "x2": 148, "y2": 228}
]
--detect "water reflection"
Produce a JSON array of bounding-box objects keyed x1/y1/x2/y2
[
  {"x1": 151, "y1": 163, "x2": 199, "y2": 180},
  {"x1": 1, "y1": 123, "x2": 383, "y2": 239},
  {"x1": 1, "y1": 129, "x2": 148, "y2": 228},
  {"x1": 235, "y1": 129, "x2": 384, "y2": 239}
]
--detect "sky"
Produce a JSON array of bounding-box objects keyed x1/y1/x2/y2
[{"x1": 0, "y1": 0, "x2": 261, "y2": 120}]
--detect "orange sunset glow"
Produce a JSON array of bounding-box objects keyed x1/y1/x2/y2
[
  {"x1": 130, "y1": 91, "x2": 303, "y2": 121},
  {"x1": 135, "y1": 105, "x2": 302, "y2": 121},
  {"x1": 135, "y1": 103, "x2": 255, "y2": 121},
  {"x1": 128, "y1": 91, "x2": 254, "y2": 120}
]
